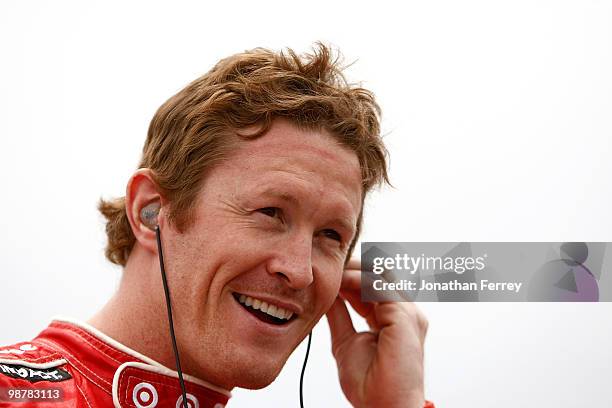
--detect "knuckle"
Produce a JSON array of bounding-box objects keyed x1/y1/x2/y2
[
  {"x1": 419, "y1": 314, "x2": 429, "y2": 333},
  {"x1": 402, "y1": 304, "x2": 429, "y2": 333},
  {"x1": 400, "y1": 303, "x2": 419, "y2": 322}
]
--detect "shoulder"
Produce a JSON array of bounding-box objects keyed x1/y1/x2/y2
[
  {"x1": 0, "y1": 340, "x2": 77, "y2": 405},
  {"x1": 0, "y1": 341, "x2": 64, "y2": 367}
]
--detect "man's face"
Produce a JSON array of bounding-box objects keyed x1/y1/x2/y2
[{"x1": 161, "y1": 119, "x2": 362, "y2": 389}]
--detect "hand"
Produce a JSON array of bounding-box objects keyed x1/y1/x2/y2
[{"x1": 326, "y1": 258, "x2": 429, "y2": 408}]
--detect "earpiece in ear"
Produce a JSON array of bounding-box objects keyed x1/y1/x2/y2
[{"x1": 140, "y1": 202, "x2": 160, "y2": 229}]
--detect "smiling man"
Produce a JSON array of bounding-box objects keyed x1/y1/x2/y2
[{"x1": 0, "y1": 45, "x2": 433, "y2": 407}]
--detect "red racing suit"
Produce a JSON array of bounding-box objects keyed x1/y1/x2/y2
[
  {"x1": 0, "y1": 318, "x2": 435, "y2": 407},
  {"x1": 0, "y1": 318, "x2": 230, "y2": 407}
]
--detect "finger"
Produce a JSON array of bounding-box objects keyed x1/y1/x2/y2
[
  {"x1": 325, "y1": 297, "x2": 356, "y2": 358},
  {"x1": 340, "y1": 267, "x2": 381, "y2": 329},
  {"x1": 340, "y1": 285, "x2": 374, "y2": 315},
  {"x1": 340, "y1": 268, "x2": 372, "y2": 314},
  {"x1": 345, "y1": 257, "x2": 361, "y2": 271},
  {"x1": 341, "y1": 268, "x2": 361, "y2": 291},
  {"x1": 373, "y1": 302, "x2": 429, "y2": 346}
]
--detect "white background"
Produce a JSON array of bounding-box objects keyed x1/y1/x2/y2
[{"x1": 1, "y1": 1, "x2": 611, "y2": 407}]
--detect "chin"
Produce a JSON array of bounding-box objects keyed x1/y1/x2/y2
[
  {"x1": 201, "y1": 361, "x2": 284, "y2": 390},
  {"x1": 231, "y1": 352, "x2": 287, "y2": 390},
  {"x1": 190, "y1": 345, "x2": 288, "y2": 390},
  {"x1": 234, "y1": 369, "x2": 281, "y2": 390}
]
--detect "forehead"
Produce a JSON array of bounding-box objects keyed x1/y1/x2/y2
[{"x1": 215, "y1": 119, "x2": 363, "y2": 219}]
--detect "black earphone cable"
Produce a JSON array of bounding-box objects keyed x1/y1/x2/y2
[
  {"x1": 299, "y1": 331, "x2": 312, "y2": 408},
  {"x1": 156, "y1": 222, "x2": 312, "y2": 408},
  {"x1": 155, "y1": 225, "x2": 189, "y2": 408}
]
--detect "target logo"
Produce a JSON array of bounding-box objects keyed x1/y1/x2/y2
[
  {"x1": 176, "y1": 393, "x2": 200, "y2": 408},
  {"x1": 132, "y1": 382, "x2": 159, "y2": 408}
]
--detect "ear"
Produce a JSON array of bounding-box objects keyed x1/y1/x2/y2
[{"x1": 125, "y1": 168, "x2": 167, "y2": 254}]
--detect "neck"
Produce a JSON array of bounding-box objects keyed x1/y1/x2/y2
[{"x1": 87, "y1": 245, "x2": 225, "y2": 389}]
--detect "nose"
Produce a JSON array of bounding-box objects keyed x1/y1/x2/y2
[{"x1": 267, "y1": 232, "x2": 314, "y2": 289}]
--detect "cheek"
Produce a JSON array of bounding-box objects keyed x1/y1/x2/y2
[
  {"x1": 178, "y1": 227, "x2": 264, "y2": 298},
  {"x1": 163, "y1": 228, "x2": 225, "y2": 298},
  {"x1": 314, "y1": 265, "x2": 344, "y2": 314}
]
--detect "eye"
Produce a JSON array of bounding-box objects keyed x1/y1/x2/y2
[
  {"x1": 257, "y1": 207, "x2": 280, "y2": 218},
  {"x1": 321, "y1": 229, "x2": 342, "y2": 242}
]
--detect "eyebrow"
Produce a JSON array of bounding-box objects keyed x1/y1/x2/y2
[
  {"x1": 259, "y1": 188, "x2": 300, "y2": 206},
  {"x1": 257, "y1": 188, "x2": 357, "y2": 235}
]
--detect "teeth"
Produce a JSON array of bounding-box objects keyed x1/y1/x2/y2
[
  {"x1": 268, "y1": 305, "x2": 277, "y2": 316},
  {"x1": 236, "y1": 294, "x2": 295, "y2": 321}
]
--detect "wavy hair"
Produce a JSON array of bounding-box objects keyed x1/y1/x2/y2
[{"x1": 99, "y1": 43, "x2": 389, "y2": 266}]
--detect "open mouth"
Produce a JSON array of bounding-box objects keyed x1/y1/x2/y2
[{"x1": 232, "y1": 292, "x2": 296, "y2": 326}]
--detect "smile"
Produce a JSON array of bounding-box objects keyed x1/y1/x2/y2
[{"x1": 232, "y1": 292, "x2": 296, "y2": 326}]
